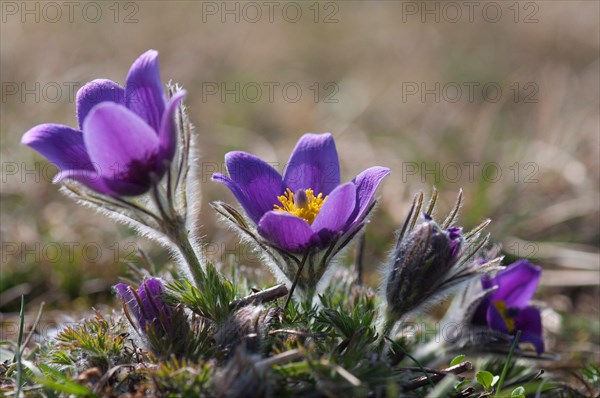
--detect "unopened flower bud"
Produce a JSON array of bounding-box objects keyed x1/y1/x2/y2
[
  {"x1": 215, "y1": 304, "x2": 279, "y2": 354},
  {"x1": 385, "y1": 220, "x2": 463, "y2": 319},
  {"x1": 114, "y1": 277, "x2": 174, "y2": 338}
]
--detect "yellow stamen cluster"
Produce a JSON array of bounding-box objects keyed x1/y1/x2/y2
[
  {"x1": 492, "y1": 300, "x2": 515, "y2": 333},
  {"x1": 274, "y1": 188, "x2": 326, "y2": 225}
]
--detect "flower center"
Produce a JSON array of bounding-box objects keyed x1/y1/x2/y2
[
  {"x1": 274, "y1": 188, "x2": 326, "y2": 225},
  {"x1": 492, "y1": 300, "x2": 518, "y2": 333}
]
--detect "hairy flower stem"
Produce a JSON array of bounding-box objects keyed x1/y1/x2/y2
[
  {"x1": 376, "y1": 308, "x2": 399, "y2": 348},
  {"x1": 150, "y1": 180, "x2": 205, "y2": 289},
  {"x1": 171, "y1": 222, "x2": 206, "y2": 290}
]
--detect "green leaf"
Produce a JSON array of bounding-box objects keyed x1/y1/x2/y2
[
  {"x1": 511, "y1": 386, "x2": 526, "y2": 398},
  {"x1": 450, "y1": 354, "x2": 465, "y2": 367},
  {"x1": 476, "y1": 370, "x2": 495, "y2": 391},
  {"x1": 37, "y1": 364, "x2": 97, "y2": 397},
  {"x1": 454, "y1": 379, "x2": 471, "y2": 391}
]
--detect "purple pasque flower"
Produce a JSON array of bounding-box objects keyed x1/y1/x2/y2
[
  {"x1": 114, "y1": 277, "x2": 173, "y2": 336},
  {"x1": 22, "y1": 50, "x2": 186, "y2": 196},
  {"x1": 474, "y1": 260, "x2": 544, "y2": 354},
  {"x1": 212, "y1": 133, "x2": 390, "y2": 253}
]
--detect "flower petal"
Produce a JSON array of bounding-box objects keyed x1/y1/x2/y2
[
  {"x1": 83, "y1": 102, "x2": 161, "y2": 196},
  {"x1": 486, "y1": 303, "x2": 509, "y2": 334},
  {"x1": 258, "y1": 211, "x2": 317, "y2": 253},
  {"x1": 54, "y1": 169, "x2": 115, "y2": 195},
  {"x1": 213, "y1": 151, "x2": 283, "y2": 224},
  {"x1": 21, "y1": 123, "x2": 95, "y2": 172},
  {"x1": 125, "y1": 49, "x2": 166, "y2": 132},
  {"x1": 157, "y1": 90, "x2": 186, "y2": 166},
  {"x1": 489, "y1": 260, "x2": 541, "y2": 308},
  {"x1": 283, "y1": 133, "x2": 340, "y2": 195},
  {"x1": 138, "y1": 278, "x2": 170, "y2": 330},
  {"x1": 311, "y1": 182, "x2": 356, "y2": 234},
  {"x1": 351, "y1": 166, "x2": 390, "y2": 222},
  {"x1": 114, "y1": 283, "x2": 141, "y2": 323},
  {"x1": 514, "y1": 306, "x2": 544, "y2": 354},
  {"x1": 76, "y1": 79, "x2": 125, "y2": 129}
]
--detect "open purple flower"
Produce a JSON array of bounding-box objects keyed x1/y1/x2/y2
[
  {"x1": 474, "y1": 260, "x2": 544, "y2": 354},
  {"x1": 212, "y1": 133, "x2": 390, "y2": 253},
  {"x1": 22, "y1": 50, "x2": 186, "y2": 196},
  {"x1": 115, "y1": 277, "x2": 173, "y2": 336}
]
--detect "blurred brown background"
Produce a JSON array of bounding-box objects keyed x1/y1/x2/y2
[{"x1": 1, "y1": 0, "x2": 598, "y2": 365}]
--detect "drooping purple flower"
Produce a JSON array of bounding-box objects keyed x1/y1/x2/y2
[
  {"x1": 212, "y1": 133, "x2": 390, "y2": 253},
  {"x1": 114, "y1": 277, "x2": 173, "y2": 336},
  {"x1": 21, "y1": 50, "x2": 186, "y2": 196},
  {"x1": 473, "y1": 260, "x2": 544, "y2": 354}
]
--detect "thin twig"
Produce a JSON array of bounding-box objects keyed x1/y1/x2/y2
[
  {"x1": 402, "y1": 361, "x2": 473, "y2": 391},
  {"x1": 21, "y1": 302, "x2": 45, "y2": 350},
  {"x1": 93, "y1": 364, "x2": 135, "y2": 394},
  {"x1": 230, "y1": 284, "x2": 289, "y2": 309},
  {"x1": 268, "y1": 329, "x2": 327, "y2": 338},
  {"x1": 256, "y1": 348, "x2": 303, "y2": 371},
  {"x1": 385, "y1": 336, "x2": 435, "y2": 390}
]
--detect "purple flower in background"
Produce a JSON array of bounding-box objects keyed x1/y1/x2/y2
[
  {"x1": 474, "y1": 260, "x2": 544, "y2": 354},
  {"x1": 114, "y1": 277, "x2": 173, "y2": 336},
  {"x1": 212, "y1": 133, "x2": 390, "y2": 253},
  {"x1": 22, "y1": 50, "x2": 186, "y2": 196}
]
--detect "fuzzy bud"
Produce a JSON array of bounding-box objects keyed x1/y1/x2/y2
[
  {"x1": 385, "y1": 220, "x2": 462, "y2": 319},
  {"x1": 215, "y1": 304, "x2": 279, "y2": 355},
  {"x1": 115, "y1": 277, "x2": 174, "y2": 339}
]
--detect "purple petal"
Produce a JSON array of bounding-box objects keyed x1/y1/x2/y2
[
  {"x1": 283, "y1": 133, "x2": 340, "y2": 195},
  {"x1": 213, "y1": 151, "x2": 283, "y2": 224},
  {"x1": 114, "y1": 283, "x2": 141, "y2": 323},
  {"x1": 481, "y1": 275, "x2": 496, "y2": 291},
  {"x1": 125, "y1": 50, "x2": 166, "y2": 132},
  {"x1": 157, "y1": 90, "x2": 186, "y2": 166},
  {"x1": 447, "y1": 227, "x2": 462, "y2": 241},
  {"x1": 138, "y1": 278, "x2": 170, "y2": 330},
  {"x1": 76, "y1": 79, "x2": 125, "y2": 129},
  {"x1": 311, "y1": 182, "x2": 356, "y2": 233},
  {"x1": 514, "y1": 306, "x2": 544, "y2": 354},
  {"x1": 489, "y1": 260, "x2": 541, "y2": 308},
  {"x1": 83, "y1": 102, "x2": 161, "y2": 196},
  {"x1": 54, "y1": 169, "x2": 115, "y2": 195},
  {"x1": 21, "y1": 124, "x2": 94, "y2": 172},
  {"x1": 351, "y1": 166, "x2": 390, "y2": 222},
  {"x1": 258, "y1": 211, "x2": 317, "y2": 253},
  {"x1": 486, "y1": 303, "x2": 509, "y2": 334},
  {"x1": 447, "y1": 227, "x2": 462, "y2": 258}
]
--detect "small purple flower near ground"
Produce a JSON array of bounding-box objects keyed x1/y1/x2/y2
[
  {"x1": 212, "y1": 133, "x2": 390, "y2": 253},
  {"x1": 21, "y1": 50, "x2": 186, "y2": 196},
  {"x1": 474, "y1": 259, "x2": 545, "y2": 354},
  {"x1": 114, "y1": 277, "x2": 173, "y2": 336}
]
